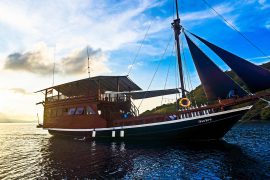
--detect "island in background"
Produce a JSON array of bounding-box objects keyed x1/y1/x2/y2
[{"x1": 143, "y1": 62, "x2": 270, "y2": 121}]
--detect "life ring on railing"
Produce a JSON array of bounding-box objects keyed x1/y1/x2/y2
[{"x1": 179, "y1": 98, "x2": 191, "y2": 108}]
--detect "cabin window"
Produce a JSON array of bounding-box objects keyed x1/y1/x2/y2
[
  {"x1": 75, "y1": 107, "x2": 84, "y2": 115},
  {"x1": 68, "y1": 108, "x2": 76, "y2": 115},
  {"x1": 86, "y1": 106, "x2": 95, "y2": 115}
]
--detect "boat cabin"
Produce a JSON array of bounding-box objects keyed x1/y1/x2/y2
[{"x1": 36, "y1": 76, "x2": 141, "y2": 129}]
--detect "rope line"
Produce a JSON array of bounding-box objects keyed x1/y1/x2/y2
[
  {"x1": 201, "y1": 0, "x2": 270, "y2": 61},
  {"x1": 174, "y1": 41, "x2": 180, "y2": 100},
  {"x1": 161, "y1": 44, "x2": 175, "y2": 105},
  {"x1": 138, "y1": 34, "x2": 173, "y2": 109},
  {"x1": 127, "y1": 21, "x2": 153, "y2": 76},
  {"x1": 181, "y1": 35, "x2": 196, "y2": 105}
]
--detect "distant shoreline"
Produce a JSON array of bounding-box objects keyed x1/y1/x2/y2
[
  {"x1": 0, "y1": 121, "x2": 35, "y2": 123},
  {"x1": 239, "y1": 120, "x2": 270, "y2": 123}
]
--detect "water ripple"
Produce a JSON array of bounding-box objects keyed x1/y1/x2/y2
[{"x1": 0, "y1": 122, "x2": 270, "y2": 179}]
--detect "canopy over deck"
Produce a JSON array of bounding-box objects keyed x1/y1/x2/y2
[
  {"x1": 121, "y1": 88, "x2": 184, "y2": 99},
  {"x1": 35, "y1": 76, "x2": 142, "y2": 96}
]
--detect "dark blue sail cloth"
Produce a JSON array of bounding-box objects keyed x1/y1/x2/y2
[
  {"x1": 189, "y1": 32, "x2": 270, "y2": 93},
  {"x1": 184, "y1": 33, "x2": 247, "y2": 100}
]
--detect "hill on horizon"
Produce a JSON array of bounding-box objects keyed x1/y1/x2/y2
[
  {"x1": 143, "y1": 61, "x2": 270, "y2": 121},
  {"x1": 0, "y1": 113, "x2": 35, "y2": 123}
]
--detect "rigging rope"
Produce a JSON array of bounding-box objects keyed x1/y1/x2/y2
[
  {"x1": 174, "y1": 41, "x2": 180, "y2": 100},
  {"x1": 180, "y1": 37, "x2": 190, "y2": 95},
  {"x1": 127, "y1": 21, "x2": 153, "y2": 76},
  {"x1": 161, "y1": 44, "x2": 175, "y2": 105},
  {"x1": 138, "y1": 34, "x2": 173, "y2": 110},
  {"x1": 180, "y1": 35, "x2": 196, "y2": 106},
  {"x1": 182, "y1": 36, "x2": 197, "y2": 106},
  {"x1": 201, "y1": 0, "x2": 270, "y2": 61}
]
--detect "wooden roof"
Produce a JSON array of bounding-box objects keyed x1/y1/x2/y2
[{"x1": 36, "y1": 76, "x2": 141, "y2": 96}]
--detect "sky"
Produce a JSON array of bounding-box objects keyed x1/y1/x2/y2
[{"x1": 0, "y1": 0, "x2": 270, "y2": 122}]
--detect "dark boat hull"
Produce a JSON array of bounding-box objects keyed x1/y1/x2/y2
[{"x1": 47, "y1": 106, "x2": 251, "y2": 141}]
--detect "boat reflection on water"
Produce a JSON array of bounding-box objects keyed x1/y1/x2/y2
[{"x1": 39, "y1": 137, "x2": 267, "y2": 179}]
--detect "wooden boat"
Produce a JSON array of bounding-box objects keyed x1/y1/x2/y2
[{"x1": 35, "y1": 0, "x2": 270, "y2": 140}]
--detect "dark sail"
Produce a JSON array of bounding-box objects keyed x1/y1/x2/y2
[
  {"x1": 189, "y1": 32, "x2": 270, "y2": 93},
  {"x1": 184, "y1": 33, "x2": 247, "y2": 100}
]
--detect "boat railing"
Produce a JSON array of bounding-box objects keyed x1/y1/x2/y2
[
  {"x1": 112, "y1": 105, "x2": 222, "y2": 127},
  {"x1": 46, "y1": 94, "x2": 67, "y2": 102},
  {"x1": 99, "y1": 93, "x2": 129, "y2": 103},
  {"x1": 46, "y1": 94, "x2": 96, "y2": 103},
  {"x1": 130, "y1": 101, "x2": 139, "y2": 117}
]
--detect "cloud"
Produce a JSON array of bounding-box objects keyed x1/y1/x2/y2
[
  {"x1": 247, "y1": 55, "x2": 270, "y2": 64},
  {"x1": 0, "y1": 1, "x2": 37, "y2": 35},
  {"x1": 3, "y1": 43, "x2": 110, "y2": 76},
  {"x1": 0, "y1": 0, "x2": 165, "y2": 77},
  {"x1": 0, "y1": 0, "x2": 164, "y2": 54},
  {"x1": 265, "y1": 21, "x2": 270, "y2": 29},
  {"x1": 181, "y1": 3, "x2": 234, "y2": 22},
  {"x1": 61, "y1": 46, "x2": 111, "y2": 75},
  {"x1": 4, "y1": 42, "x2": 55, "y2": 75},
  {"x1": 0, "y1": 0, "x2": 243, "y2": 76},
  {"x1": 9, "y1": 88, "x2": 30, "y2": 95},
  {"x1": 127, "y1": 61, "x2": 143, "y2": 70},
  {"x1": 4, "y1": 52, "x2": 54, "y2": 75},
  {"x1": 258, "y1": 0, "x2": 270, "y2": 9}
]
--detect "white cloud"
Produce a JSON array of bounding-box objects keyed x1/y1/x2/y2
[
  {"x1": 4, "y1": 43, "x2": 110, "y2": 76},
  {"x1": 259, "y1": 0, "x2": 266, "y2": 4},
  {"x1": 4, "y1": 42, "x2": 54, "y2": 75},
  {"x1": 61, "y1": 46, "x2": 111, "y2": 75},
  {"x1": 9, "y1": 88, "x2": 30, "y2": 95},
  {"x1": 266, "y1": 21, "x2": 270, "y2": 29},
  {"x1": 182, "y1": 3, "x2": 233, "y2": 22},
  {"x1": 0, "y1": 1, "x2": 38, "y2": 34},
  {"x1": 258, "y1": 0, "x2": 270, "y2": 9},
  {"x1": 247, "y1": 55, "x2": 270, "y2": 64},
  {"x1": 0, "y1": 1, "x2": 239, "y2": 69},
  {"x1": 127, "y1": 61, "x2": 143, "y2": 70},
  {"x1": 0, "y1": 0, "x2": 163, "y2": 54}
]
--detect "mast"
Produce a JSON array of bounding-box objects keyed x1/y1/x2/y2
[{"x1": 172, "y1": 0, "x2": 185, "y2": 98}]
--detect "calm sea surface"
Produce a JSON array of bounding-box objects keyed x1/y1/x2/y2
[{"x1": 0, "y1": 122, "x2": 270, "y2": 179}]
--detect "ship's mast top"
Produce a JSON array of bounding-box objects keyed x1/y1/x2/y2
[
  {"x1": 175, "y1": 0, "x2": 180, "y2": 19},
  {"x1": 172, "y1": 0, "x2": 185, "y2": 98}
]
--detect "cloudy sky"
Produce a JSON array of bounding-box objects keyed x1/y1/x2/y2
[{"x1": 0, "y1": 0, "x2": 270, "y2": 122}]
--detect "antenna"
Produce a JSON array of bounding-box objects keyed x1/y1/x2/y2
[
  {"x1": 52, "y1": 46, "x2": 56, "y2": 86},
  {"x1": 87, "y1": 46, "x2": 91, "y2": 78},
  {"x1": 37, "y1": 113, "x2": 40, "y2": 124}
]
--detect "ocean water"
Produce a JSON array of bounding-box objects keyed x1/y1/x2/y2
[{"x1": 0, "y1": 122, "x2": 270, "y2": 179}]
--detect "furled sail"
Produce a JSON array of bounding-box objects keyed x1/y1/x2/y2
[
  {"x1": 122, "y1": 88, "x2": 181, "y2": 99},
  {"x1": 184, "y1": 33, "x2": 247, "y2": 100},
  {"x1": 189, "y1": 32, "x2": 270, "y2": 93}
]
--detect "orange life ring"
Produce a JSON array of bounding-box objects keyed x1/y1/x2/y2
[{"x1": 179, "y1": 98, "x2": 191, "y2": 107}]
